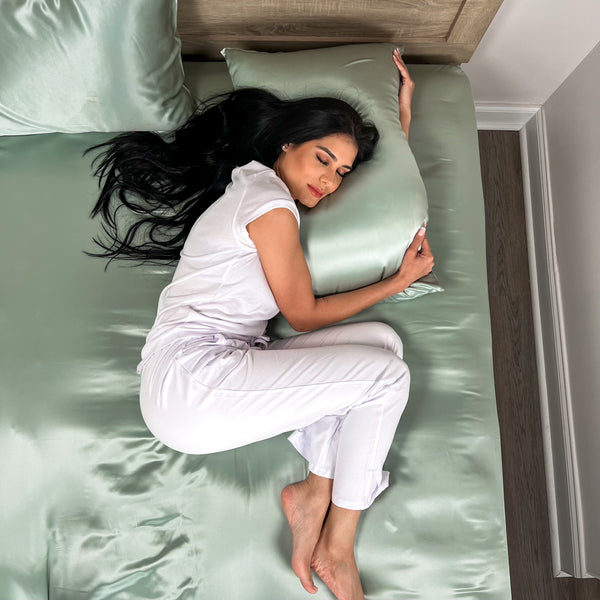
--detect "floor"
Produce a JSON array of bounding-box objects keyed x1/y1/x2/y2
[{"x1": 478, "y1": 130, "x2": 600, "y2": 600}]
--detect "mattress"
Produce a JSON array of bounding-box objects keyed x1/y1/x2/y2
[{"x1": 0, "y1": 63, "x2": 511, "y2": 599}]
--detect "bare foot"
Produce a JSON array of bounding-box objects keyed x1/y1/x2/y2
[
  {"x1": 281, "y1": 479, "x2": 331, "y2": 594},
  {"x1": 311, "y1": 538, "x2": 364, "y2": 600}
]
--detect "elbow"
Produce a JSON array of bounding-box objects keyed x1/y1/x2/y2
[
  {"x1": 284, "y1": 311, "x2": 317, "y2": 333},
  {"x1": 287, "y1": 318, "x2": 313, "y2": 333},
  {"x1": 281, "y1": 300, "x2": 321, "y2": 332}
]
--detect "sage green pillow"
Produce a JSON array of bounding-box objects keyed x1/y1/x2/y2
[
  {"x1": 0, "y1": 0, "x2": 194, "y2": 135},
  {"x1": 222, "y1": 44, "x2": 441, "y2": 301}
]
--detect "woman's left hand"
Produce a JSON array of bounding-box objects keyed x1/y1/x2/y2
[
  {"x1": 393, "y1": 227, "x2": 434, "y2": 289},
  {"x1": 393, "y1": 49, "x2": 414, "y2": 139}
]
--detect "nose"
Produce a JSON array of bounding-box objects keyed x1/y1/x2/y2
[{"x1": 320, "y1": 170, "x2": 334, "y2": 191}]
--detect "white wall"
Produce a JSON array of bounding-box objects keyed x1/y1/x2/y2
[
  {"x1": 543, "y1": 41, "x2": 600, "y2": 577},
  {"x1": 462, "y1": 0, "x2": 600, "y2": 106}
]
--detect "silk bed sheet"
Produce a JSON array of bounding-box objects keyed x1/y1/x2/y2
[{"x1": 0, "y1": 63, "x2": 511, "y2": 599}]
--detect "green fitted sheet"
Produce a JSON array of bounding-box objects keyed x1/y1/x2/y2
[{"x1": 0, "y1": 64, "x2": 511, "y2": 599}]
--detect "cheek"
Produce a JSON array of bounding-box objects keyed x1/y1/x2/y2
[
  {"x1": 286, "y1": 157, "x2": 309, "y2": 186},
  {"x1": 300, "y1": 153, "x2": 319, "y2": 176},
  {"x1": 325, "y1": 179, "x2": 342, "y2": 197}
]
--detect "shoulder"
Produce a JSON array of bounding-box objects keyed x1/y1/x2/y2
[
  {"x1": 234, "y1": 161, "x2": 300, "y2": 227},
  {"x1": 246, "y1": 207, "x2": 302, "y2": 255},
  {"x1": 235, "y1": 160, "x2": 290, "y2": 198}
]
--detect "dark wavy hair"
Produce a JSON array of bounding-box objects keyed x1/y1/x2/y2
[{"x1": 85, "y1": 88, "x2": 379, "y2": 268}]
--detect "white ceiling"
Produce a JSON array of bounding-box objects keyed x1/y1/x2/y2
[{"x1": 461, "y1": 0, "x2": 600, "y2": 106}]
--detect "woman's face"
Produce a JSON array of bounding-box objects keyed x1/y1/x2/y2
[{"x1": 274, "y1": 134, "x2": 358, "y2": 208}]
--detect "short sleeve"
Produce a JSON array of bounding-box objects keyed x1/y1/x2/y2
[{"x1": 234, "y1": 168, "x2": 300, "y2": 248}]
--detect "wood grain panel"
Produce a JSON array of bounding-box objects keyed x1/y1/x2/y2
[
  {"x1": 480, "y1": 130, "x2": 554, "y2": 599},
  {"x1": 179, "y1": 0, "x2": 458, "y2": 38},
  {"x1": 479, "y1": 131, "x2": 600, "y2": 600},
  {"x1": 177, "y1": 0, "x2": 502, "y2": 63},
  {"x1": 447, "y1": 0, "x2": 503, "y2": 45}
]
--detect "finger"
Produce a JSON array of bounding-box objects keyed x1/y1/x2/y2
[
  {"x1": 393, "y1": 55, "x2": 409, "y2": 77},
  {"x1": 420, "y1": 234, "x2": 432, "y2": 255},
  {"x1": 392, "y1": 51, "x2": 407, "y2": 70},
  {"x1": 409, "y1": 226, "x2": 427, "y2": 251},
  {"x1": 392, "y1": 52, "x2": 410, "y2": 74}
]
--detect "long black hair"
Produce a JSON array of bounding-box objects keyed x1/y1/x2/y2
[{"x1": 85, "y1": 88, "x2": 379, "y2": 268}]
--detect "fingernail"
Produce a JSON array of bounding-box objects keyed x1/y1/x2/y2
[{"x1": 418, "y1": 226, "x2": 426, "y2": 236}]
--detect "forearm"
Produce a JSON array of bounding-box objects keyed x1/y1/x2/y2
[
  {"x1": 287, "y1": 228, "x2": 433, "y2": 332},
  {"x1": 290, "y1": 273, "x2": 411, "y2": 332},
  {"x1": 250, "y1": 208, "x2": 432, "y2": 333},
  {"x1": 400, "y1": 108, "x2": 411, "y2": 141},
  {"x1": 393, "y1": 49, "x2": 414, "y2": 141}
]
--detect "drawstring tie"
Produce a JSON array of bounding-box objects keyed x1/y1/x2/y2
[{"x1": 137, "y1": 333, "x2": 270, "y2": 375}]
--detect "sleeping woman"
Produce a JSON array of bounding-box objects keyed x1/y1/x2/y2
[{"x1": 87, "y1": 49, "x2": 433, "y2": 600}]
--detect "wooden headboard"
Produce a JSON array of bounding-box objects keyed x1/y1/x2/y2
[{"x1": 177, "y1": 0, "x2": 503, "y2": 64}]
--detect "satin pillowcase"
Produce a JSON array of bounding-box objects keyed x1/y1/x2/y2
[
  {"x1": 222, "y1": 44, "x2": 442, "y2": 301},
  {"x1": 0, "y1": 0, "x2": 193, "y2": 135}
]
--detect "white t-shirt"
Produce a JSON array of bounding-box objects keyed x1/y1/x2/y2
[{"x1": 138, "y1": 161, "x2": 300, "y2": 367}]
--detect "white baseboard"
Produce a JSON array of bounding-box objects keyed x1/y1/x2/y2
[
  {"x1": 519, "y1": 110, "x2": 586, "y2": 577},
  {"x1": 475, "y1": 102, "x2": 540, "y2": 130}
]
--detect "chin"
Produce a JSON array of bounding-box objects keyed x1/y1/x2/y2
[
  {"x1": 303, "y1": 191, "x2": 325, "y2": 207},
  {"x1": 298, "y1": 197, "x2": 319, "y2": 209}
]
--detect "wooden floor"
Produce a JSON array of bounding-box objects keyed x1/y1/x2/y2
[{"x1": 478, "y1": 131, "x2": 600, "y2": 600}]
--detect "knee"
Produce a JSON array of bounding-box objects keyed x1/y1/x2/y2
[
  {"x1": 375, "y1": 351, "x2": 410, "y2": 391},
  {"x1": 392, "y1": 355, "x2": 410, "y2": 387},
  {"x1": 372, "y1": 354, "x2": 410, "y2": 417},
  {"x1": 368, "y1": 322, "x2": 404, "y2": 358},
  {"x1": 390, "y1": 357, "x2": 410, "y2": 412}
]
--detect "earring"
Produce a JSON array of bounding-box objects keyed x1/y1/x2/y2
[{"x1": 282, "y1": 144, "x2": 288, "y2": 151}]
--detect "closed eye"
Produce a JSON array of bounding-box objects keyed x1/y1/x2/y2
[{"x1": 317, "y1": 154, "x2": 348, "y2": 178}]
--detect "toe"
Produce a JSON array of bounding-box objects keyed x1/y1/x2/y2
[
  {"x1": 300, "y1": 577, "x2": 318, "y2": 594},
  {"x1": 292, "y1": 558, "x2": 317, "y2": 594}
]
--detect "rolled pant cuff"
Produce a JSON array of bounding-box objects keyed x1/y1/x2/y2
[
  {"x1": 289, "y1": 427, "x2": 392, "y2": 510},
  {"x1": 332, "y1": 470, "x2": 390, "y2": 511},
  {"x1": 288, "y1": 430, "x2": 335, "y2": 479}
]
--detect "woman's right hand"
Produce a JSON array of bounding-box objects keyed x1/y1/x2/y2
[{"x1": 392, "y1": 227, "x2": 434, "y2": 290}]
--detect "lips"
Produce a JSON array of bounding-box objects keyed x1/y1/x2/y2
[{"x1": 308, "y1": 184, "x2": 324, "y2": 199}]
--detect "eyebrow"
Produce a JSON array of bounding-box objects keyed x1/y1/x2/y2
[{"x1": 317, "y1": 145, "x2": 352, "y2": 170}]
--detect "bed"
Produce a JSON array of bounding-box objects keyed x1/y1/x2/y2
[{"x1": 0, "y1": 1, "x2": 510, "y2": 599}]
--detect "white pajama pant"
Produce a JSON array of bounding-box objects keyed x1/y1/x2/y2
[{"x1": 139, "y1": 321, "x2": 410, "y2": 510}]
